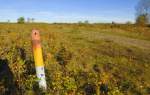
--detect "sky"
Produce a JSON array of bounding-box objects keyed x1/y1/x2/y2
[{"x1": 0, "y1": 0, "x2": 139, "y2": 23}]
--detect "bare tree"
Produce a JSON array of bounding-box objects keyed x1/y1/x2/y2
[
  {"x1": 136, "y1": 0, "x2": 150, "y2": 15},
  {"x1": 31, "y1": 18, "x2": 35, "y2": 23},
  {"x1": 136, "y1": 0, "x2": 150, "y2": 24},
  {"x1": 27, "y1": 18, "x2": 31, "y2": 23}
]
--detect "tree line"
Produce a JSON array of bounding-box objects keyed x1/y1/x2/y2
[
  {"x1": 17, "y1": 17, "x2": 35, "y2": 24},
  {"x1": 15, "y1": 0, "x2": 150, "y2": 26}
]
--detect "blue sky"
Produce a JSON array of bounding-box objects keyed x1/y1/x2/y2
[{"x1": 0, "y1": 0, "x2": 138, "y2": 23}]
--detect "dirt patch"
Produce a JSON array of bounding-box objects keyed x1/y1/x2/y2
[{"x1": 80, "y1": 31, "x2": 150, "y2": 50}]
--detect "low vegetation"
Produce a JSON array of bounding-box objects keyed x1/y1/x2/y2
[{"x1": 0, "y1": 23, "x2": 150, "y2": 95}]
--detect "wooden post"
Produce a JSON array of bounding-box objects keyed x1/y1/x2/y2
[{"x1": 31, "y1": 29, "x2": 47, "y2": 90}]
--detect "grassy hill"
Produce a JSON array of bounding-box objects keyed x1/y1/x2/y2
[{"x1": 0, "y1": 23, "x2": 150, "y2": 95}]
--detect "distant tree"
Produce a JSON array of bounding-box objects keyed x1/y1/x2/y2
[
  {"x1": 7, "y1": 20, "x2": 10, "y2": 23},
  {"x1": 27, "y1": 18, "x2": 30, "y2": 23},
  {"x1": 112, "y1": 21, "x2": 116, "y2": 24},
  {"x1": 136, "y1": 0, "x2": 150, "y2": 25},
  {"x1": 136, "y1": 14, "x2": 149, "y2": 26},
  {"x1": 31, "y1": 18, "x2": 35, "y2": 23},
  {"x1": 126, "y1": 21, "x2": 132, "y2": 25},
  {"x1": 26, "y1": 18, "x2": 35, "y2": 23},
  {"x1": 78, "y1": 21, "x2": 82, "y2": 24},
  {"x1": 84, "y1": 20, "x2": 89, "y2": 24},
  {"x1": 17, "y1": 17, "x2": 25, "y2": 24}
]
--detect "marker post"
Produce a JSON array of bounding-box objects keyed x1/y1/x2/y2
[{"x1": 31, "y1": 29, "x2": 47, "y2": 90}]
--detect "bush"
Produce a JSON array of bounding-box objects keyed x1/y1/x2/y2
[
  {"x1": 136, "y1": 14, "x2": 149, "y2": 26},
  {"x1": 17, "y1": 17, "x2": 25, "y2": 24}
]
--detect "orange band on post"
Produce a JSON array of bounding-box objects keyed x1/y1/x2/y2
[{"x1": 31, "y1": 29, "x2": 44, "y2": 67}]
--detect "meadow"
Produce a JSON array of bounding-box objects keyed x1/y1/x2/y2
[{"x1": 0, "y1": 23, "x2": 150, "y2": 95}]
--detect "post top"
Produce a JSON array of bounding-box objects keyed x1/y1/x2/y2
[{"x1": 31, "y1": 29, "x2": 40, "y2": 40}]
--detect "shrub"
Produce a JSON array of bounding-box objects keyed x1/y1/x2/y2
[
  {"x1": 17, "y1": 17, "x2": 25, "y2": 24},
  {"x1": 136, "y1": 14, "x2": 149, "y2": 26}
]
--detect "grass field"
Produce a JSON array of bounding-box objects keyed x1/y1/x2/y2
[{"x1": 0, "y1": 23, "x2": 150, "y2": 95}]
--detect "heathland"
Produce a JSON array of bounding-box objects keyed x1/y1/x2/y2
[{"x1": 0, "y1": 23, "x2": 150, "y2": 95}]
